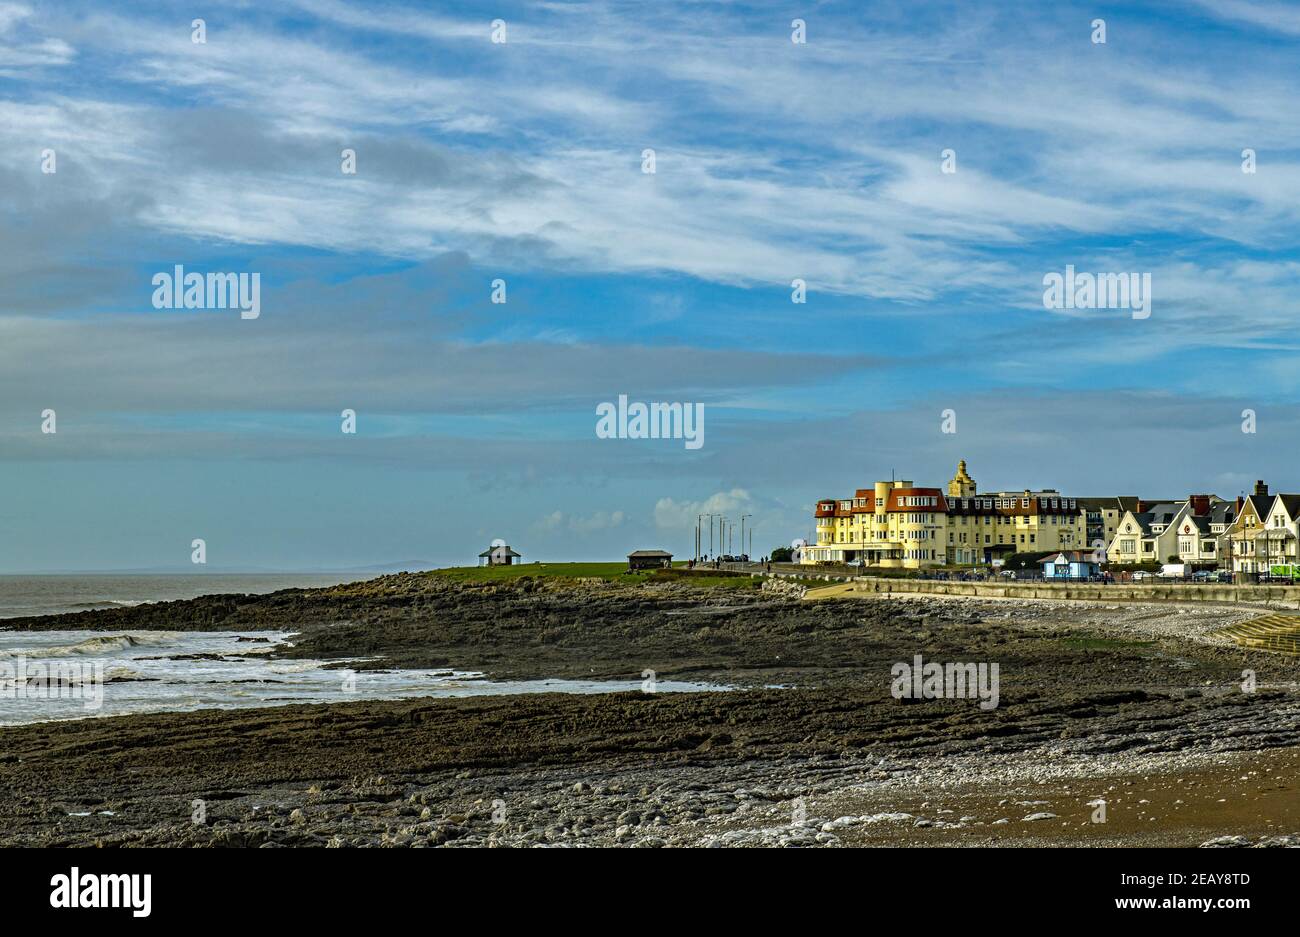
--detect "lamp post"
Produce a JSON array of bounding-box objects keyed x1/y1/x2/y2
[{"x1": 740, "y1": 514, "x2": 752, "y2": 562}]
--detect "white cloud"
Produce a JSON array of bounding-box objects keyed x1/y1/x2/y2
[
  {"x1": 653, "y1": 489, "x2": 752, "y2": 530},
  {"x1": 5, "y1": 1, "x2": 1298, "y2": 319},
  {"x1": 1184, "y1": 0, "x2": 1300, "y2": 35},
  {"x1": 0, "y1": 2, "x2": 72, "y2": 70},
  {"x1": 537, "y1": 509, "x2": 625, "y2": 534}
]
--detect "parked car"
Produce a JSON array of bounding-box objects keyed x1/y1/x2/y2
[
  {"x1": 1192, "y1": 570, "x2": 1214, "y2": 582},
  {"x1": 1132, "y1": 570, "x2": 1156, "y2": 581}
]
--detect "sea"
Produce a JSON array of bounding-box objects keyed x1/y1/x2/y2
[
  {"x1": 0, "y1": 572, "x2": 354, "y2": 620},
  {"x1": 0, "y1": 574, "x2": 726, "y2": 725}
]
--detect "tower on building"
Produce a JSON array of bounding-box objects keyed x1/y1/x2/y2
[{"x1": 948, "y1": 459, "x2": 976, "y2": 498}]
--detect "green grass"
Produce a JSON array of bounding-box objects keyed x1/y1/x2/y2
[
  {"x1": 424, "y1": 562, "x2": 763, "y2": 590},
  {"x1": 1059, "y1": 634, "x2": 1157, "y2": 652},
  {"x1": 430, "y1": 562, "x2": 630, "y2": 583}
]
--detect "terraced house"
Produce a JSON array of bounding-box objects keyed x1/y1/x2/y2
[
  {"x1": 1172, "y1": 496, "x2": 1236, "y2": 566},
  {"x1": 1224, "y1": 482, "x2": 1275, "y2": 575},
  {"x1": 1103, "y1": 493, "x2": 1240, "y2": 568},
  {"x1": 1106, "y1": 500, "x2": 1186, "y2": 564},
  {"x1": 1258, "y1": 493, "x2": 1300, "y2": 569},
  {"x1": 806, "y1": 470, "x2": 1300, "y2": 576},
  {"x1": 1224, "y1": 482, "x2": 1300, "y2": 575},
  {"x1": 804, "y1": 461, "x2": 1087, "y2": 569}
]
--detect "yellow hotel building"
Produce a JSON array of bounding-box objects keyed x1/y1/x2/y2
[{"x1": 803, "y1": 460, "x2": 1087, "y2": 569}]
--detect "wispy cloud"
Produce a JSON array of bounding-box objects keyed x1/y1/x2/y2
[{"x1": 4, "y1": 0, "x2": 1300, "y2": 569}]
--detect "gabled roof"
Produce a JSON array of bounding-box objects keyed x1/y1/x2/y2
[
  {"x1": 1116, "y1": 500, "x2": 1184, "y2": 536},
  {"x1": 1116, "y1": 510, "x2": 1148, "y2": 535},
  {"x1": 628, "y1": 549, "x2": 672, "y2": 557},
  {"x1": 1226, "y1": 495, "x2": 1272, "y2": 532},
  {"x1": 1274, "y1": 494, "x2": 1300, "y2": 520},
  {"x1": 1125, "y1": 502, "x2": 1182, "y2": 534},
  {"x1": 1184, "y1": 501, "x2": 1237, "y2": 532}
]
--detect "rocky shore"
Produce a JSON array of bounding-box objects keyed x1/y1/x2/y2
[{"x1": 1, "y1": 572, "x2": 1297, "y2": 847}]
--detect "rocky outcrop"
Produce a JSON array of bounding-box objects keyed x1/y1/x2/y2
[{"x1": 761, "y1": 578, "x2": 807, "y2": 599}]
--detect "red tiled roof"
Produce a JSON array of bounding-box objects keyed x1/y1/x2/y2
[{"x1": 885, "y1": 488, "x2": 948, "y2": 512}]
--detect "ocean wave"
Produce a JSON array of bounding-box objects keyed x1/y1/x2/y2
[
  {"x1": 65, "y1": 600, "x2": 146, "y2": 610},
  {"x1": 104, "y1": 666, "x2": 144, "y2": 682},
  {"x1": 0, "y1": 633, "x2": 179, "y2": 659},
  {"x1": 265, "y1": 661, "x2": 324, "y2": 674}
]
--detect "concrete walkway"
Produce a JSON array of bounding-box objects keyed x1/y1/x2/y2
[{"x1": 800, "y1": 576, "x2": 1300, "y2": 610}]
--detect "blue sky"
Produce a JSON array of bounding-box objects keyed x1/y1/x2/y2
[{"x1": 3, "y1": 0, "x2": 1300, "y2": 571}]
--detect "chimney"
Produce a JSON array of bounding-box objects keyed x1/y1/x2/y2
[
  {"x1": 1190, "y1": 494, "x2": 1210, "y2": 516},
  {"x1": 1135, "y1": 499, "x2": 1147, "y2": 514},
  {"x1": 1235, "y1": 495, "x2": 1244, "y2": 514},
  {"x1": 1254, "y1": 480, "x2": 1269, "y2": 497}
]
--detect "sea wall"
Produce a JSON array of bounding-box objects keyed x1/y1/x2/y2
[{"x1": 850, "y1": 577, "x2": 1300, "y2": 607}]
